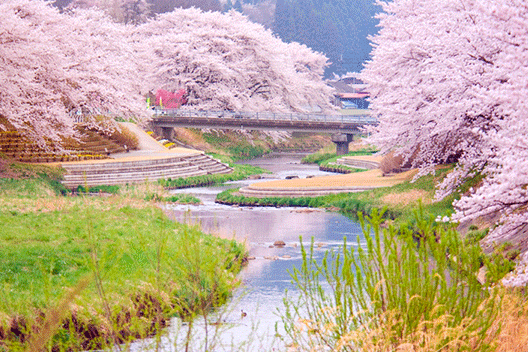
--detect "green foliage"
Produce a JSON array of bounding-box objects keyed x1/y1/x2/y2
[
  {"x1": 201, "y1": 131, "x2": 270, "y2": 160},
  {"x1": 202, "y1": 132, "x2": 232, "y2": 145},
  {"x1": 0, "y1": 178, "x2": 69, "y2": 199},
  {"x1": 301, "y1": 152, "x2": 336, "y2": 164},
  {"x1": 216, "y1": 188, "x2": 327, "y2": 208},
  {"x1": 227, "y1": 144, "x2": 267, "y2": 159},
  {"x1": 159, "y1": 161, "x2": 267, "y2": 189},
  {"x1": 281, "y1": 208, "x2": 501, "y2": 351},
  {"x1": 465, "y1": 227, "x2": 489, "y2": 245},
  {"x1": 143, "y1": 192, "x2": 163, "y2": 202},
  {"x1": 301, "y1": 149, "x2": 377, "y2": 173},
  {"x1": 163, "y1": 194, "x2": 201, "y2": 205},
  {"x1": 301, "y1": 149, "x2": 376, "y2": 165},
  {"x1": 486, "y1": 242, "x2": 520, "y2": 283},
  {"x1": 0, "y1": 161, "x2": 68, "y2": 195},
  {"x1": 143, "y1": 191, "x2": 200, "y2": 204},
  {"x1": 76, "y1": 184, "x2": 120, "y2": 194}
]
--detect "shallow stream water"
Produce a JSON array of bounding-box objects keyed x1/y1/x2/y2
[{"x1": 129, "y1": 154, "x2": 368, "y2": 351}]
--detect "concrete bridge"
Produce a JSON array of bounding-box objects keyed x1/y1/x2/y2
[{"x1": 150, "y1": 109, "x2": 377, "y2": 155}]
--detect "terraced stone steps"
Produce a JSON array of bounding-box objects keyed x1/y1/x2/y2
[
  {"x1": 336, "y1": 156, "x2": 380, "y2": 170},
  {"x1": 61, "y1": 153, "x2": 233, "y2": 188}
]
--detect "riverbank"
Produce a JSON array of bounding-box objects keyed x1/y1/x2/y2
[
  {"x1": 0, "y1": 162, "x2": 246, "y2": 351},
  {"x1": 173, "y1": 153, "x2": 528, "y2": 351},
  {"x1": 217, "y1": 164, "x2": 450, "y2": 222}
]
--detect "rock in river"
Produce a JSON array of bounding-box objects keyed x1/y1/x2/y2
[{"x1": 273, "y1": 240, "x2": 286, "y2": 247}]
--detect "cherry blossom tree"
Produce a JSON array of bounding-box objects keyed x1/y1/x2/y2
[
  {"x1": 137, "y1": 8, "x2": 336, "y2": 113},
  {"x1": 452, "y1": 0, "x2": 528, "y2": 250},
  {"x1": 67, "y1": 0, "x2": 152, "y2": 24},
  {"x1": 2, "y1": 0, "x2": 335, "y2": 148},
  {"x1": 1, "y1": 0, "x2": 79, "y2": 145},
  {"x1": 362, "y1": 0, "x2": 503, "y2": 181},
  {"x1": 0, "y1": 0, "x2": 151, "y2": 146},
  {"x1": 362, "y1": 0, "x2": 528, "y2": 260},
  {"x1": 59, "y1": 8, "x2": 152, "y2": 121}
]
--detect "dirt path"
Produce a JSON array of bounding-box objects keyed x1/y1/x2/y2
[
  {"x1": 120, "y1": 122, "x2": 166, "y2": 152},
  {"x1": 109, "y1": 123, "x2": 201, "y2": 160}
]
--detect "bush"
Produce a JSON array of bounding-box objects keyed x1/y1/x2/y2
[
  {"x1": 379, "y1": 151, "x2": 407, "y2": 174},
  {"x1": 227, "y1": 144, "x2": 267, "y2": 159}
]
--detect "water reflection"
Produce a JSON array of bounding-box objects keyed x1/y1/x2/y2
[{"x1": 130, "y1": 155, "x2": 366, "y2": 351}]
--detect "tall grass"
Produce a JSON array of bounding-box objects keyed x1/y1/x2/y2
[{"x1": 280, "y1": 208, "x2": 501, "y2": 351}]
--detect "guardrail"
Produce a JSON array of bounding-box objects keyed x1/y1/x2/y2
[{"x1": 152, "y1": 108, "x2": 378, "y2": 125}]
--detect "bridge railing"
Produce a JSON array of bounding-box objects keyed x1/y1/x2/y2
[{"x1": 153, "y1": 108, "x2": 378, "y2": 124}]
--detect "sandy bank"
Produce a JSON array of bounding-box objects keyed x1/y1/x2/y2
[{"x1": 240, "y1": 168, "x2": 418, "y2": 197}]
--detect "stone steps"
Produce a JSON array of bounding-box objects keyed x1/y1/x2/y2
[
  {"x1": 335, "y1": 157, "x2": 380, "y2": 170},
  {"x1": 63, "y1": 154, "x2": 207, "y2": 174},
  {"x1": 61, "y1": 153, "x2": 233, "y2": 188}
]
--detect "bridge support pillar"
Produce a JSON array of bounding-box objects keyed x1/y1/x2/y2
[
  {"x1": 332, "y1": 133, "x2": 354, "y2": 155},
  {"x1": 161, "y1": 127, "x2": 174, "y2": 141}
]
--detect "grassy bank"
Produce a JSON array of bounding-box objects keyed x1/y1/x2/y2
[
  {"x1": 0, "y1": 162, "x2": 245, "y2": 351},
  {"x1": 216, "y1": 188, "x2": 327, "y2": 208},
  {"x1": 301, "y1": 148, "x2": 377, "y2": 174},
  {"x1": 173, "y1": 128, "x2": 333, "y2": 159},
  {"x1": 216, "y1": 166, "x2": 459, "y2": 224},
  {"x1": 301, "y1": 149, "x2": 376, "y2": 164}
]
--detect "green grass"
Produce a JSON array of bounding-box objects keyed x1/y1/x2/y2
[
  {"x1": 0, "y1": 168, "x2": 246, "y2": 350},
  {"x1": 0, "y1": 160, "x2": 69, "y2": 195},
  {"x1": 145, "y1": 192, "x2": 201, "y2": 204},
  {"x1": 301, "y1": 148, "x2": 377, "y2": 165},
  {"x1": 0, "y1": 203, "x2": 245, "y2": 350},
  {"x1": 300, "y1": 152, "x2": 336, "y2": 165},
  {"x1": 216, "y1": 188, "x2": 327, "y2": 207},
  {"x1": 75, "y1": 184, "x2": 120, "y2": 194},
  {"x1": 159, "y1": 155, "x2": 268, "y2": 189},
  {"x1": 301, "y1": 149, "x2": 377, "y2": 173},
  {"x1": 202, "y1": 131, "x2": 270, "y2": 160}
]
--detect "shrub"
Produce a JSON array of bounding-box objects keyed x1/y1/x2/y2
[{"x1": 379, "y1": 151, "x2": 407, "y2": 174}]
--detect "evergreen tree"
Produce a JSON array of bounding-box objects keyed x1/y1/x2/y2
[
  {"x1": 233, "y1": 0, "x2": 243, "y2": 12},
  {"x1": 223, "y1": 0, "x2": 233, "y2": 12}
]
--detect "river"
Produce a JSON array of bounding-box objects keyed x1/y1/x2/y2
[{"x1": 129, "y1": 154, "x2": 368, "y2": 351}]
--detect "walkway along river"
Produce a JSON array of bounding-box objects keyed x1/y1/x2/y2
[{"x1": 129, "y1": 154, "x2": 370, "y2": 351}]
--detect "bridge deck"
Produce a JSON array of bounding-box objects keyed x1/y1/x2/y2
[{"x1": 151, "y1": 109, "x2": 377, "y2": 134}]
